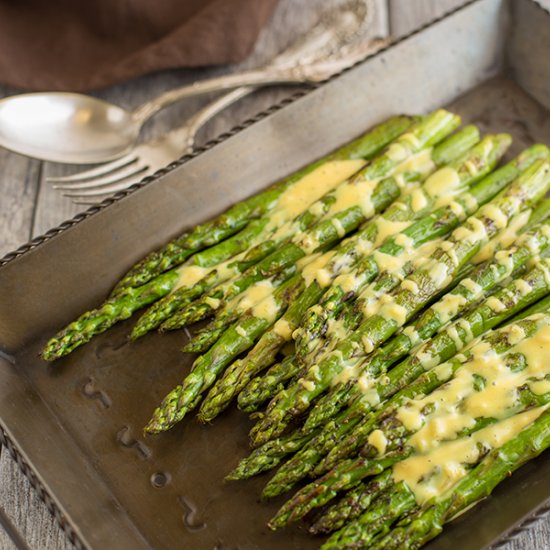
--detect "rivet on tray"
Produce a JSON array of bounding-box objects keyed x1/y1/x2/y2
[
  {"x1": 150, "y1": 471, "x2": 171, "y2": 488},
  {"x1": 80, "y1": 377, "x2": 112, "y2": 408},
  {"x1": 178, "y1": 496, "x2": 206, "y2": 531},
  {"x1": 116, "y1": 426, "x2": 152, "y2": 460}
]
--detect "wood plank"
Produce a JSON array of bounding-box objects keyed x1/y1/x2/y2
[
  {"x1": 0, "y1": 148, "x2": 41, "y2": 258},
  {"x1": 0, "y1": 448, "x2": 72, "y2": 550},
  {"x1": 0, "y1": 82, "x2": 41, "y2": 258}
]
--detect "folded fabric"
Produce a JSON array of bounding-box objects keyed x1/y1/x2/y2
[{"x1": 0, "y1": 0, "x2": 280, "y2": 91}]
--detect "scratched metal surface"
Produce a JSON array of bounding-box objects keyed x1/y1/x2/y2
[{"x1": 1, "y1": 0, "x2": 550, "y2": 549}]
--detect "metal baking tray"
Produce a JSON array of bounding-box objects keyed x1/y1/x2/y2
[{"x1": 1, "y1": 0, "x2": 549, "y2": 548}]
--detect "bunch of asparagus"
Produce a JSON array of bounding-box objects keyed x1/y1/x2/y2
[
  {"x1": 42, "y1": 109, "x2": 550, "y2": 549},
  {"x1": 265, "y1": 312, "x2": 550, "y2": 548}
]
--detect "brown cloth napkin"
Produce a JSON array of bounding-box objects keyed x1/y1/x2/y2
[{"x1": 0, "y1": 0, "x2": 280, "y2": 91}]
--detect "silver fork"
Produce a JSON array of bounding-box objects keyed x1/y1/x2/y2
[
  {"x1": 50, "y1": 87, "x2": 254, "y2": 200},
  {"x1": 50, "y1": 0, "x2": 380, "y2": 201}
]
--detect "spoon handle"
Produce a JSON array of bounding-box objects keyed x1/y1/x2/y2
[{"x1": 130, "y1": 67, "x2": 319, "y2": 126}]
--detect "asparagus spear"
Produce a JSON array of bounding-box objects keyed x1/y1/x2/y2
[
  {"x1": 268, "y1": 313, "x2": 550, "y2": 527},
  {"x1": 511, "y1": 292, "x2": 550, "y2": 321},
  {"x1": 42, "y1": 269, "x2": 180, "y2": 361},
  {"x1": 237, "y1": 355, "x2": 303, "y2": 413},
  {"x1": 318, "y1": 257, "x2": 550, "y2": 472},
  {"x1": 302, "y1": 212, "x2": 550, "y2": 434},
  {"x1": 521, "y1": 196, "x2": 550, "y2": 227},
  {"x1": 269, "y1": 453, "x2": 412, "y2": 529},
  {"x1": 154, "y1": 111, "x2": 461, "y2": 330},
  {"x1": 110, "y1": 115, "x2": 412, "y2": 298},
  {"x1": 225, "y1": 426, "x2": 316, "y2": 481},
  {"x1": 295, "y1": 144, "x2": 548, "y2": 364},
  {"x1": 370, "y1": 406, "x2": 550, "y2": 550},
  {"x1": 249, "y1": 158, "x2": 550, "y2": 447}
]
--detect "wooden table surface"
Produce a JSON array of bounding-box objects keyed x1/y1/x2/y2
[{"x1": 0, "y1": 0, "x2": 548, "y2": 548}]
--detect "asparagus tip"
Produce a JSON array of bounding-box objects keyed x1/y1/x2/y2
[
  {"x1": 144, "y1": 402, "x2": 178, "y2": 434},
  {"x1": 182, "y1": 341, "x2": 200, "y2": 353},
  {"x1": 129, "y1": 326, "x2": 146, "y2": 341},
  {"x1": 224, "y1": 471, "x2": 240, "y2": 482},
  {"x1": 267, "y1": 513, "x2": 287, "y2": 531},
  {"x1": 196, "y1": 411, "x2": 214, "y2": 424},
  {"x1": 40, "y1": 349, "x2": 54, "y2": 362}
]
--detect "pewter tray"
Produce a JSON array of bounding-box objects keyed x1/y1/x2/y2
[{"x1": 1, "y1": 0, "x2": 549, "y2": 548}]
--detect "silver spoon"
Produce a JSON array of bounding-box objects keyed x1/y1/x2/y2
[{"x1": 0, "y1": 0, "x2": 378, "y2": 165}]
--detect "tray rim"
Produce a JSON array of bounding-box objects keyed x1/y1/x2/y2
[{"x1": 1, "y1": 0, "x2": 550, "y2": 548}]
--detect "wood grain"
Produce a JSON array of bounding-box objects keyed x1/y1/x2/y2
[
  {"x1": 0, "y1": 145, "x2": 40, "y2": 257},
  {"x1": 0, "y1": 455, "x2": 71, "y2": 550},
  {"x1": 0, "y1": 0, "x2": 549, "y2": 548}
]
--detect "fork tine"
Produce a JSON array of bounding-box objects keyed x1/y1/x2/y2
[
  {"x1": 46, "y1": 153, "x2": 138, "y2": 184},
  {"x1": 54, "y1": 163, "x2": 148, "y2": 191},
  {"x1": 63, "y1": 168, "x2": 151, "y2": 198}
]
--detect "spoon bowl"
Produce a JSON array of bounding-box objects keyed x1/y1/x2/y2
[{"x1": 0, "y1": 93, "x2": 138, "y2": 164}]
